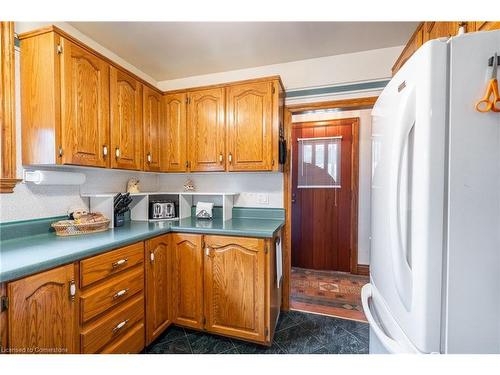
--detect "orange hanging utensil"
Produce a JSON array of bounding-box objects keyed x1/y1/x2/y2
[{"x1": 476, "y1": 53, "x2": 500, "y2": 113}]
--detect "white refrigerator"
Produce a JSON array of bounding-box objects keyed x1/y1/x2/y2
[{"x1": 362, "y1": 30, "x2": 500, "y2": 354}]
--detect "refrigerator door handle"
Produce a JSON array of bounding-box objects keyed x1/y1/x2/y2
[
  {"x1": 389, "y1": 87, "x2": 416, "y2": 311},
  {"x1": 361, "y1": 284, "x2": 404, "y2": 354}
]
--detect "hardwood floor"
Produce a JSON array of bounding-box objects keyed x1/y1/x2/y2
[{"x1": 290, "y1": 267, "x2": 368, "y2": 322}]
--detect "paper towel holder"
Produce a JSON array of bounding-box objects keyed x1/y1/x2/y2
[{"x1": 23, "y1": 170, "x2": 86, "y2": 185}]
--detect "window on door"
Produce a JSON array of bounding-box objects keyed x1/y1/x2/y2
[{"x1": 297, "y1": 136, "x2": 341, "y2": 188}]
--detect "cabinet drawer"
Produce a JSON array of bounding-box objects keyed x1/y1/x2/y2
[
  {"x1": 80, "y1": 266, "x2": 144, "y2": 323},
  {"x1": 99, "y1": 321, "x2": 145, "y2": 354},
  {"x1": 80, "y1": 242, "x2": 144, "y2": 288},
  {"x1": 81, "y1": 293, "x2": 144, "y2": 354}
]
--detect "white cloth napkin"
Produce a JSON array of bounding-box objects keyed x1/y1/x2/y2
[{"x1": 195, "y1": 201, "x2": 214, "y2": 218}]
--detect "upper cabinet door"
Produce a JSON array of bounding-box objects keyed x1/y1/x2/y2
[
  {"x1": 8, "y1": 264, "x2": 78, "y2": 353},
  {"x1": 60, "y1": 38, "x2": 110, "y2": 167},
  {"x1": 226, "y1": 82, "x2": 273, "y2": 171},
  {"x1": 187, "y1": 88, "x2": 225, "y2": 172},
  {"x1": 163, "y1": 93, "x2": 187, "y2": 172},
  {"x1": 110, "y1": 66, "x2": 143, "y2": 170},
  {"x1": 143, "y1": 86, "x2": 163, "y2": 172}
]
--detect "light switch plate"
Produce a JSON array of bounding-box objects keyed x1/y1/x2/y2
[{"x1": 257, "y1": 193, "x2": 269, "y2": 205}]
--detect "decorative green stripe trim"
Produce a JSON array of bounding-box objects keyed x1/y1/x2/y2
[{"x1": 286, "y1": 80, "x2": 389, "y2": 98}]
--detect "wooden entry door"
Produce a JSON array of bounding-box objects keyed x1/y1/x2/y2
[{"x1": 291, "y1": 118, "x2": 358, "y2": 272}]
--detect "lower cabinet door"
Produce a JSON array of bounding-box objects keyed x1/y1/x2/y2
[
  {"x1": 8, "y1": 264, "x2": 78, "y2": 354},
  {"x1": 204, "y1": 235, "x2": 267, "y2": 343},
  {"x1": 145, "y1": 234, "x2": 171, "y2": 345},
  {"x1": 171, "y1": 233, "x2": 204, "y2": 329}
]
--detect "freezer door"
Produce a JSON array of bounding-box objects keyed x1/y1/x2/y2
[{"x1": 369, "y1": 39, "x2": 448, "y2": 353}]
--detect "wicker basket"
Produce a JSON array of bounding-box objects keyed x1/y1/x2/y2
[{"x1": 51, "y1": 218, "x2": 110, "y2": 237}]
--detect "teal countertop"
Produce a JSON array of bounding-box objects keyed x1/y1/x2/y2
[{"x1": 0, "y1": 210, "x2": 284, "y2": 283}]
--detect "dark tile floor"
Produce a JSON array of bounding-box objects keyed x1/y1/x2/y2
[{"x1": 144, "y1": 310, "x2": 369, "y2": 354}]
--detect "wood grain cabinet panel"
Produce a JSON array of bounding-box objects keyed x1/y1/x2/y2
[
  {"x1": 187, "y1": 88, "x2": 225, "y2": 172},
  {"x1": 171, "y1": 233, "x2": 204, "y2": 329},
  {"x1": 80, "y1": 293, "x2": 144, "y2": 354},
  {"x1": 110, "y1": 66, "x2": 143, "y2": 170},
  {"x1": 79, "y1": 242, "x2": 144, "y2": 288},
  {"x1": 143, "y1": 86, "x2": 163, "y2": 172},
  {"x1": 422, "y1": 21, "x2": 460, "y2": 42},
  {"x1": 163, "y1": 93, "x2": 188, "y2": 172},
  {"x1": 80, "y1": 266, "x2": 143, "y2": 323},
  {"x1": 226, "y1": 82, "x2": 273, "y2": 171},
  {"x1": 99, "y1": 320, "x2": 145, "y2": 354},
  {"x1": 0, "y1": 283, "x2": 7, "y2": 352},
  {"x1": 0, "y1": 22, "x2": 21, "y2": 193},
  {"x1": 469, "y1": 21, "x2": 500, "y2": 32},
  {"x1": 60, "y1": 38, "x2": 110, "y2": 167},
  {"x1": 204, "y1": 235, "x2": 267, "y2": 343},
  {"x1": 145, "y1": 234, "x2": 172, "y2": 345},
  {"x1": 8, "y1": 264, "x2": 78, "y2": 354}
]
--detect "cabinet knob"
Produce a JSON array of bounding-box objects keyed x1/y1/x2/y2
[
  {"x1": 219, "y1": 153, "x2": 223, "y2": 164},
  {"x1": 103, "y1": 145, "x2": 108, "y2": 157},
  {"x1": 147, "y1": 153, "x2": 152, "y2": 163},
  {"x1": 112, "y1": 319, "x2": 129, "y2": 334},
  {"x1": 68, "y1": 280, "x2": 76, "y2": 301},
  {"x1": 111, "y1": 258, "x2": 128, "y2": 269},
  {"x1": 115, "y1": 148, "x2": 120, "y2": 159},
  {"x1": 228, "y1": 153, "x2": 232, "y2": 164},
  {"x1": 113, "y1": 288, "x2": 128, "y2": 299}
]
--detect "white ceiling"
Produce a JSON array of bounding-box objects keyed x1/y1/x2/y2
[{"x1": 69, "y1": 22, "x2": 418, "y2": 82}]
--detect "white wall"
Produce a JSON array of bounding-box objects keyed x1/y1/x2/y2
[
  {"x1": 292, "y1": 109, "x2": 373, "y2": 265},
  {"x1": 158, "y1": 173, "x2": 284, "y2": 208},
  {"x1": 158, "y1": 45, "x2": 403, "y2": 92}
]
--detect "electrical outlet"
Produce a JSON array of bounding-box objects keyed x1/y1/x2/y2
[{"x1": 257, "y1": 193, "x2": 269, "y2": 205}]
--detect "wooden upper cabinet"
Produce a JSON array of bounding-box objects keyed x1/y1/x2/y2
[
  {"x1": 171, "y1": 233, "x2": 204, "y2": 329},
  {"x1": 226, "y1": 81, "x2": 273, "y2": 171},
  {"x1": 60, "y1": 38, "x2": 110, "y2": 167},
  {"x1": 145, "y1": 234, "x2": 172, "y2": 345},
  {"x1": 469, "y1": 21, "x2": 500, "y2": 32},
  {"x1": 110, "y1": 66, "x2": 143, "y2": 170},
  {"x1": 422, "y1": 22, "x2": 460, "y2": 43},
  {"x1": 0, "y1": 22, "x2": 20, "y2": 193},
  {"x1": 143, "y1": 86, "x2": 163, "y2": 172},
  {"x1": 20, "y1": 29, "x2": 110, "y2": 168},
  {"x1": 8, "y1": 264, "x2": 78, "y2": 354},
  {"x1": 204, "y1": 235, "x2": 267, "y2": 343},
  {"x1": 187, "y1": 88, "x2": 225, "y2": 172},
  {"x1": 163, "y1": 93, "x2": 187, "y2": 172}
]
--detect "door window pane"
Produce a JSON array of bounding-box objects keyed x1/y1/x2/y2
[{"x1": 298, "y1": 136, "x2": 341, "y2": 188}]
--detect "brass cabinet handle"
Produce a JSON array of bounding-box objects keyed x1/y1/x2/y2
[
  {"x1": 150, "y1": 251, "x2": 155, "y2": 263},
  {"x1": 68, "y1": 280, "x2": 76, "y2": 302},
  {"x1": 111, "y1": 258, "x2": 128, "y2": 269},
  {"x1": 219, "y1": 153, "x2": 223, "y2": 164},
  {"x1": 112, "y1": 319, "x2": 129, "y2": 334},
  {"x1": 228, "y1": 153, "x2": 232, "y2": 164},
  {"x1": 147, "y1": 153, "x2": 152, "y2": 163},
  {"x1": 103, "y1": 145, "x2": 108, "y2": 157},
  {"x1": 115, "y1": 148, "x2": 120, "y2": 159},
  {"x1": 112, "y1": 288, "x2": 128, "y2": 300}
]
